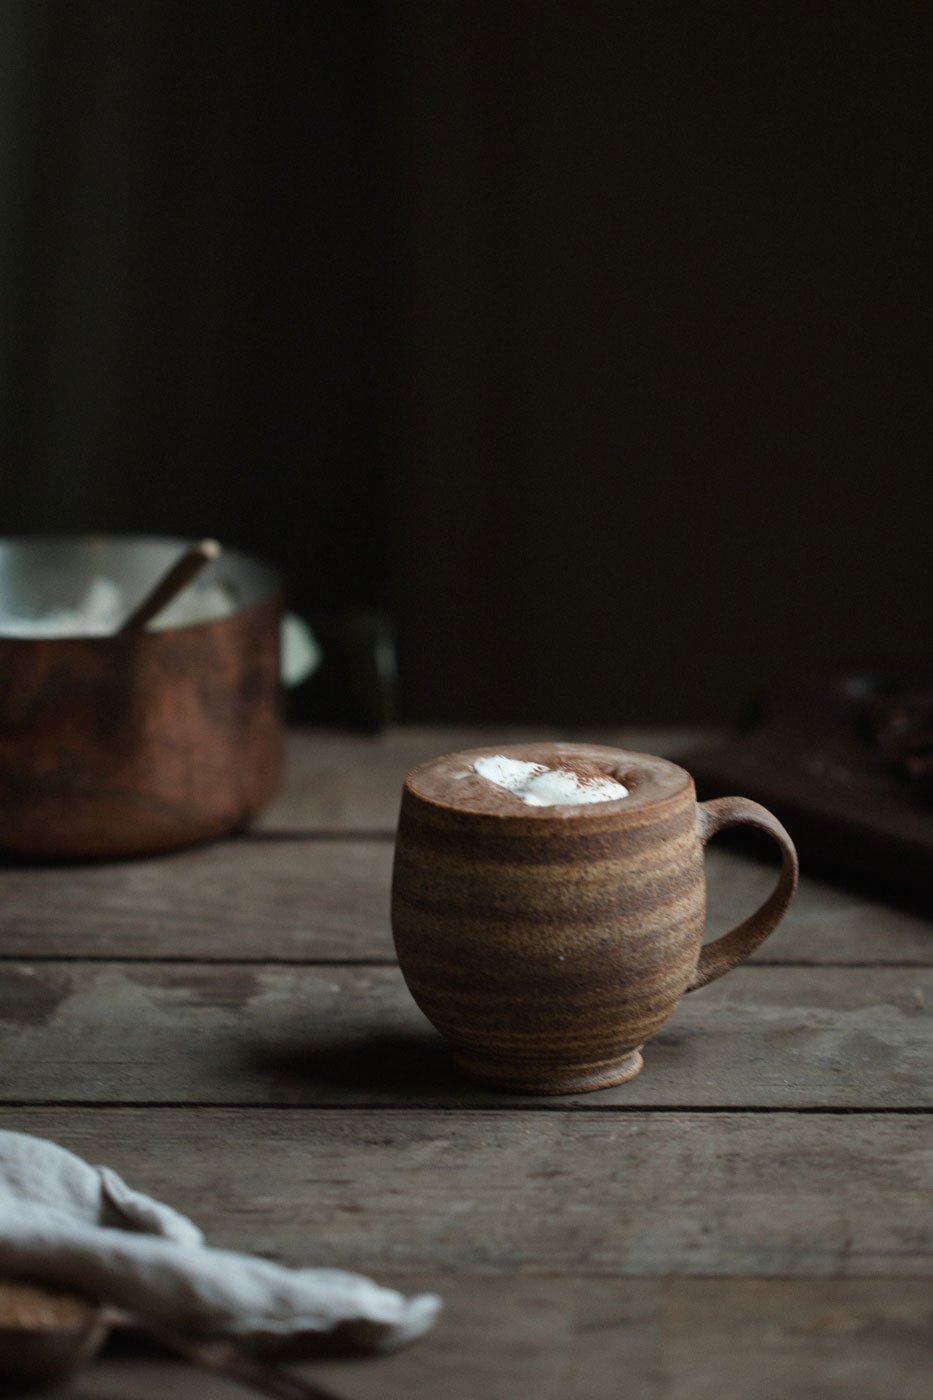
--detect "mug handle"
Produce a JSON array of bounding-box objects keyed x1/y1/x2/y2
[{"x1": 687, "y1": 796, "x2": 799, "y2": 992}]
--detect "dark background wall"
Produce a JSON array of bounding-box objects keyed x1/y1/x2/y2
[{"x1": 1, "y1": 1, "x2": 929, "y2": 725}]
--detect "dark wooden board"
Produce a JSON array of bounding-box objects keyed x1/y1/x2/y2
[{"x1": 678, "y1": 679, "x2": 933, "y2": 905}]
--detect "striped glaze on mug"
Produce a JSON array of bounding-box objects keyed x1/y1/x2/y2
[{"x1": 391, "y1": 743, "x2": 798, "y2": 1094}]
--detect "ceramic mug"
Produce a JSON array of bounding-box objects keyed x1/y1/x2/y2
[{"x1": 391, "y1": 743, "x2": 799, "y2": 1093}]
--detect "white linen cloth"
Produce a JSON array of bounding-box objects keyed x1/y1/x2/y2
[{"x1": 0, "y1": 1130, "x2": 440, "y2": 1351}]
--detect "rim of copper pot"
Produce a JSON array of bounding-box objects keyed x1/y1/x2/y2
[{"x1": 0, "y1": 533, "x2": 283, "y2": 642}]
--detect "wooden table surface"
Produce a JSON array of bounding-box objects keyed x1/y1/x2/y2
[{"x1": 2, "y1": 726, "x2": 932, "y2": 1399}]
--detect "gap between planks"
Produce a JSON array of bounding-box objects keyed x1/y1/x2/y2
[
  {"x1": 0, "y1": 954, "x2": 400, "y2": 965},
  {"x1": 0, "y1": 955, "x2": 924, "y2": 968},
  {"x1": 231, "y1": 830, "x2": 396, "y2": 841},
  {"x1": 1, "y1": 1101, "x2": 930, "y2": 1115}
]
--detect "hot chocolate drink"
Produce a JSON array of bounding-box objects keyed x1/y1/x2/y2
[
  {"x1": 392, "y1": 742, "x2": 799, "y2": 1094},
  {"x1": 405, "y1": 742, "x2": 687, "y2": 815}
]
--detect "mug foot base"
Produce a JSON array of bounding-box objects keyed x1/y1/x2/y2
[{"x1": 452, "y1": 1047, "x2": 644, "y2": 1095}]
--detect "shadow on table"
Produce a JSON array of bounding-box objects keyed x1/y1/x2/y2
[
  {"x1": 102, "y1": 1318, "x2": 393, "y2": 1366},
  {"x1": 247, "y1": 1029, "x2": 474, "y2": 1100}
]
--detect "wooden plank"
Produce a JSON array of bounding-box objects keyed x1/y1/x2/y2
[
  {"x1": 2, "y1": 840, "x2": 929, "y2": 965},
  {"x1": 1, "y1": 963, "x2": 931, "y2": 1108},
  {"x1": 4, "y1": 1108, "x2": 932, "y2": 1276},
  {"x1": 258, "y1": 726, "x2": 707, "y2": 833},
  {"x1": 47, "y1": 1276, "x2": 662, "y2": 1400},
  {"x1": 0, "y1": 840, "x2": 397, "y2": 962},
  {"x1": 45, "y1": 1277, "x2": 933, "y2": 1400},
  {"x1": 659, "y1": 1277, "x2": 933, "y2": 1400}
]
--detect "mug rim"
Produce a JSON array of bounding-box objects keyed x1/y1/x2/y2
[{"x1": 403, "y1": 742, "x2": 693, "y2": 823}]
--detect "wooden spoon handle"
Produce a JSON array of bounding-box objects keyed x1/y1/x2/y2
[
  {"x1": 146, "y1": 1328, "x2": 349, "y2": 1400},
  {"x1": 118, "y1": 539, "x2": 220, "y2": 633},
  {"x1": 103, "y1": 1310, "x2": 351, "y2": 1400}
]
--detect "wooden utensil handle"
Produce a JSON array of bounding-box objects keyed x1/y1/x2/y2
[
  {"x1": 688, "y1": 796, "x2": 799, "y2": 991},
  {"x1": 102, "y1": 1309, "x2": 350, "y2": 1400},
  {"x1": 119, "y1": 538, "x2": 220, "y2": 633}
]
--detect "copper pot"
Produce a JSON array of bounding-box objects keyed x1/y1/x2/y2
[{"x1": 0, "y1": 535, "x2": 284, "y2": 858}]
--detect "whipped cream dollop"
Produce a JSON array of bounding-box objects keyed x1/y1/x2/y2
[{"x1": 473, "y1": 755, "x2": 629, "y2": 807}]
